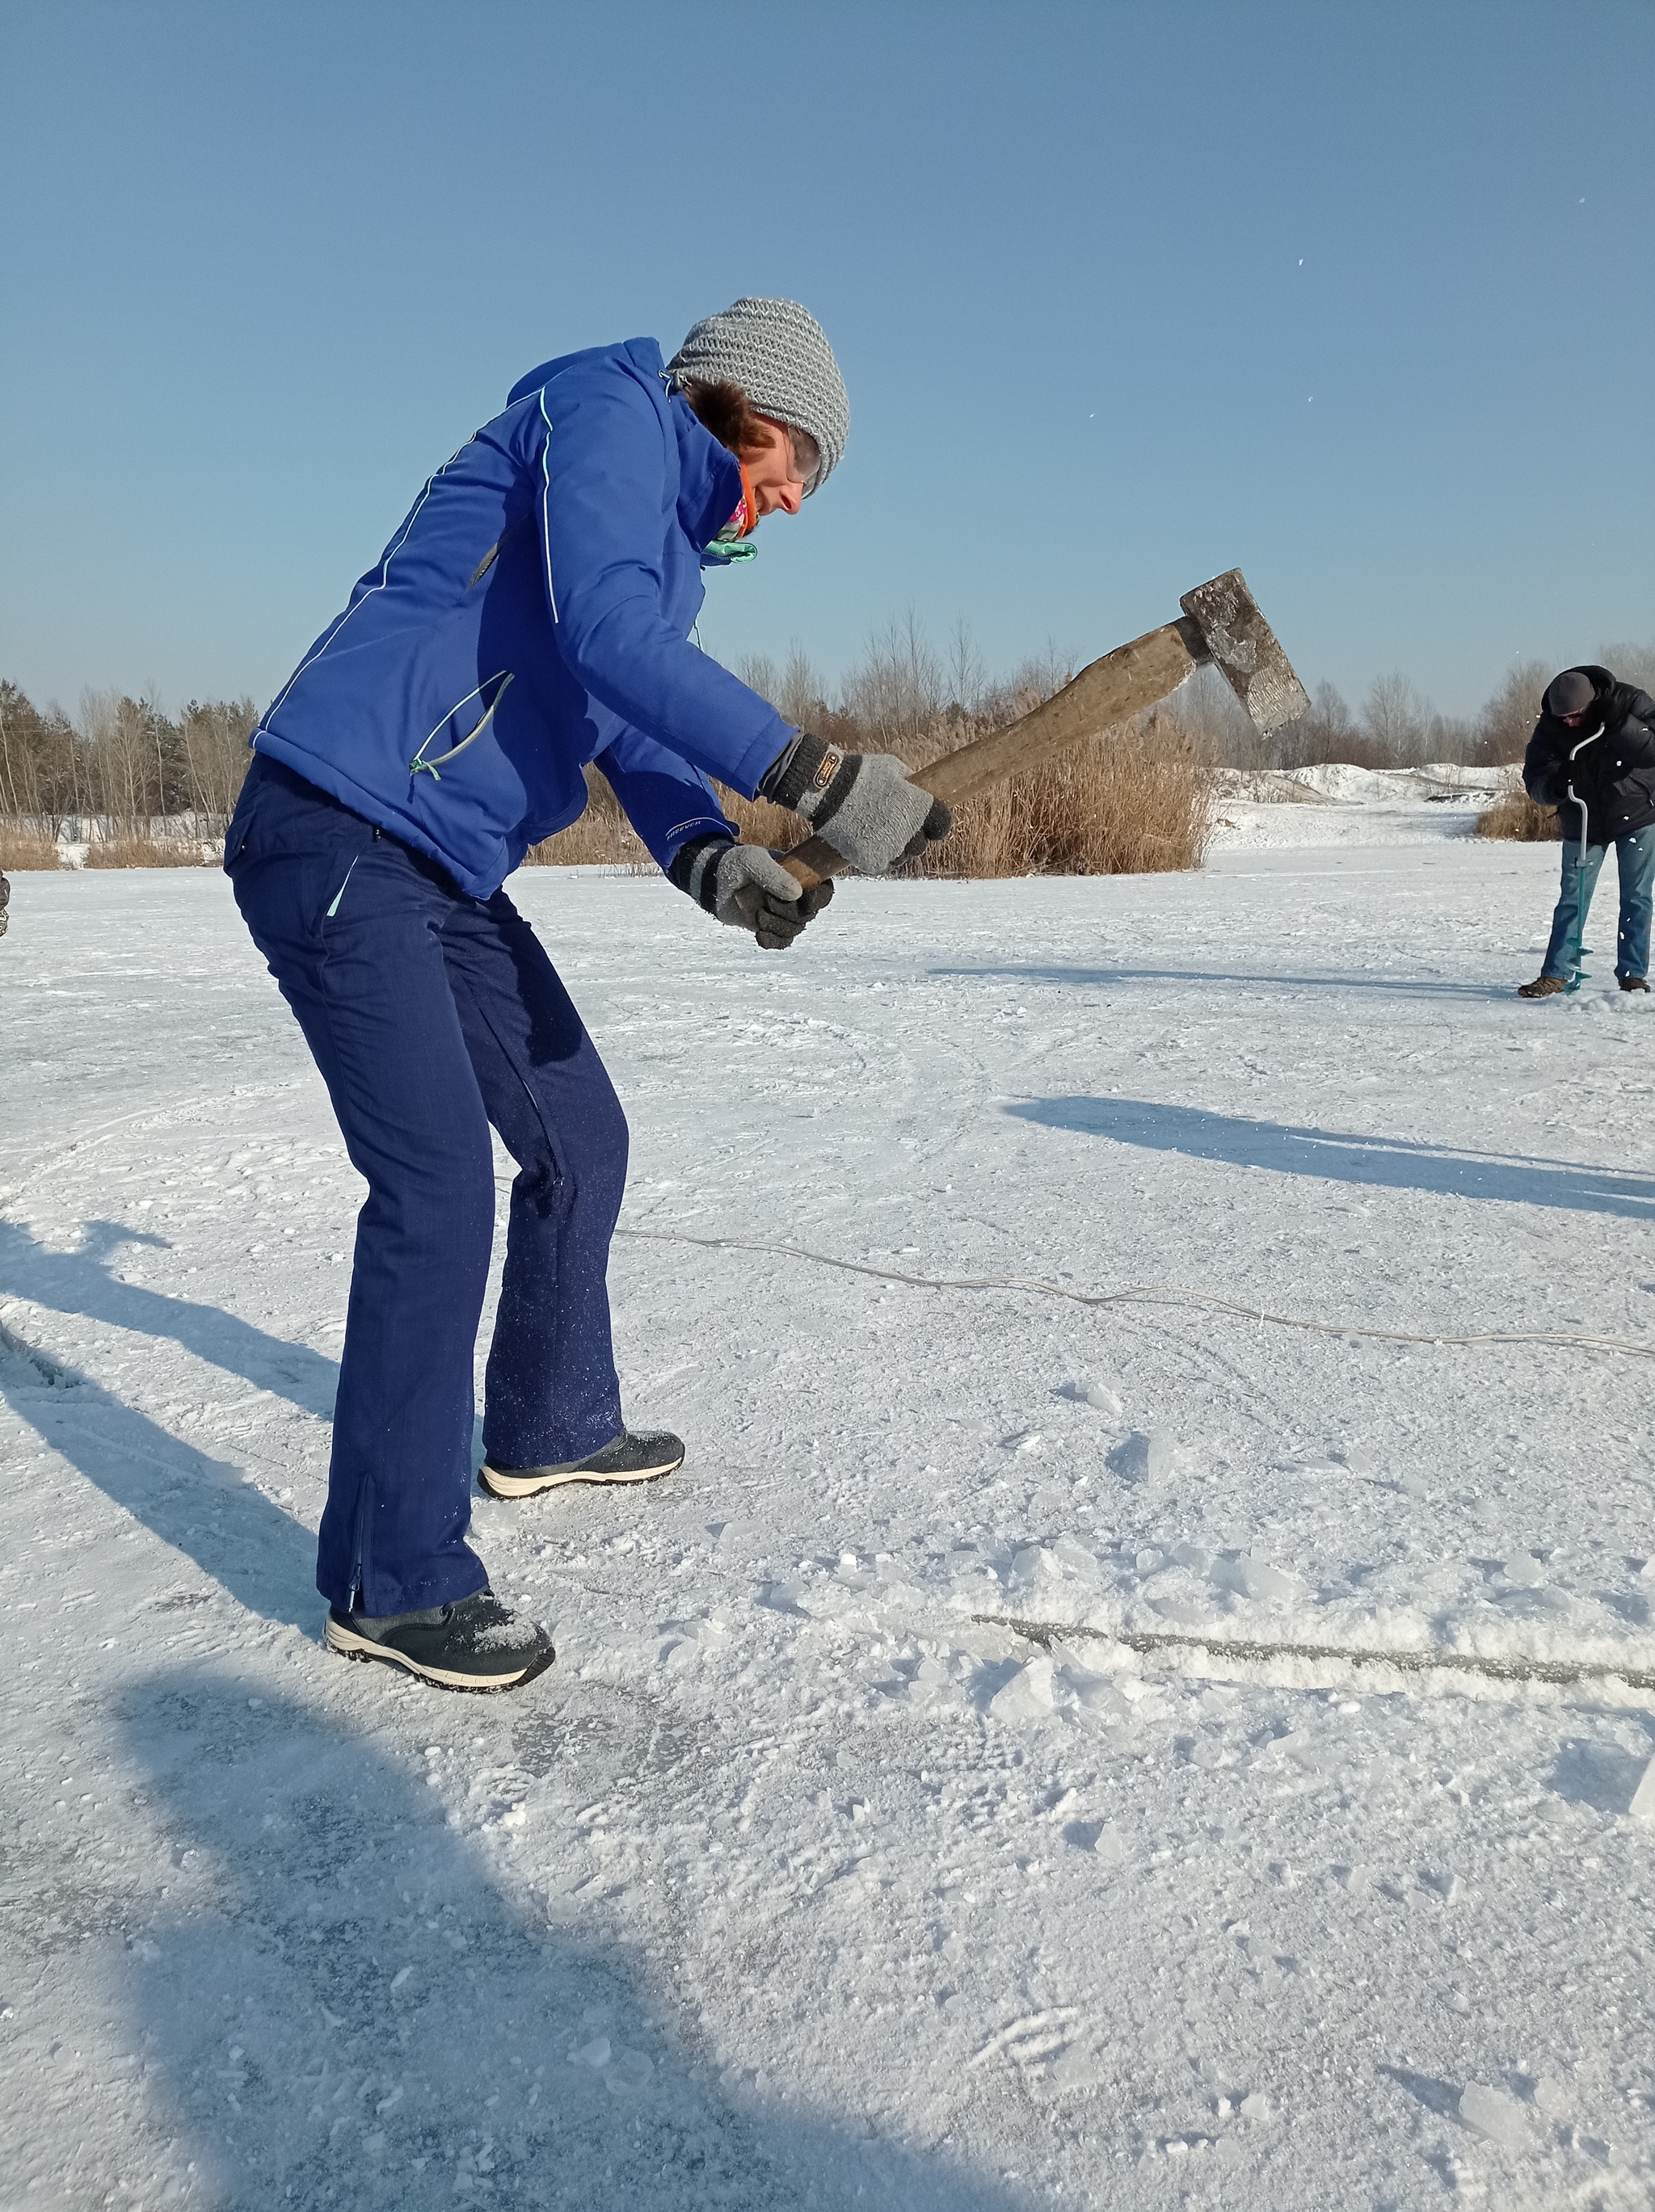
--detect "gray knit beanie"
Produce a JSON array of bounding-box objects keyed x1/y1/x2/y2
[
  {"x1": 1545, "y1": 670, "x2": 1595, "y2": 717},
  {"x1": 668, "y1": 298, "x2": 849, "y2": 492}
]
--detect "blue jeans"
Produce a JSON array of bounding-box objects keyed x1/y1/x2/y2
[
  {"x1": 1541, "y1": 825, "x2": 1655, "y2": 981},
  {"x1": 226, "y1": 758, "x2": 628, "y2": 1615}
]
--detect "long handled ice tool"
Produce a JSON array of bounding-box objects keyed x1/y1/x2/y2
[{"x1": 777, "y1": 570, "x2": 1310, "y2": 892}]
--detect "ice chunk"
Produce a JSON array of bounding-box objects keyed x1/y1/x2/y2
[
  {"x1": 1051, "y1": 1534, "x2": 1098, "y2": 1575},
  {"x1": 1113, "y1": 1429, "x2": 1174, "y2": 1482},
  {"x1": 1070, "y1": 1375, "x2": 1124, "y2": 1417},
  {"x1": 1009, "y1": 1545, "x2": 1060, "y2": 1592},
  {"x1": 1211, "y1": 1554, "x2": 1301, "y2": 1604},
  {"x1": 1059, "y1": 1663, "x2": 1133, "y2": 1724},
  {"x1": 1630, "y1": 1755, "x2": 1655, "y2": 1823},
  {"x1": 1172, "y1": 1541, "x2": 1211, "y2": 1573},
  {"x1": 571, "y1": 2035, "x2": 611, "y2": 2069},
  {"x1": 1502, "y1": 1553, "x2": 1545, "y2": 1588},
  {"x1": 1533, "y1": 2075, "x2": 1570, "y2": 2120},
  {"x1": 1239, "y1": 2092, "x2": 1270, "y2": 2121},
  {"x1": 1459, "y1": 2082, "x2": 1529, "y2": 2148},
  {"x1": 603, "y1": 2049, "x2": 655, "y2": 2096},
  {"x1": 988, "y1": 1656, "x2": 1056, "y2": 1722},
  {"x1": 1092, "y1": 1822, "x2": 1126, "y2": 1866}
]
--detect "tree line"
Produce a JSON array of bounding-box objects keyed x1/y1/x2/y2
[
  {"x1": 0, "y1": 684, "x2": 258, "y2": 826},
  {"x1": 738, "y1": 625, "x2": 1655, "y2": 778},
  {"x1": 4, "y1": 628, "x2": 1652, "y2": 835}
]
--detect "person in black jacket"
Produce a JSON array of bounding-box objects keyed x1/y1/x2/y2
[{"x1": 1518, "y1": 666, "x2": 1655, "y2": 997}]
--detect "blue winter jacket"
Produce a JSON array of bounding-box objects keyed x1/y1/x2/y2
[{"x1": 249, "y1": 339, "x2": 794, "y2": 898}]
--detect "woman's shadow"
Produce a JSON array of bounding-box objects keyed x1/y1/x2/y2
[
  {"x1": 103, "y1": 1671, "x2": 1022, "y2": 2211},
  {"x1": 0, "y1": 1217, "x2": 331, "y2": 1628},
  {"x1": 0, "y1": 1216, "x2": 339, "y2": 1419}
]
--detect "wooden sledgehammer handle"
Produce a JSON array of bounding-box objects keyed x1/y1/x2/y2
[{"x1": 777, "y1": 617, "x2": 1202, "y2": 891}]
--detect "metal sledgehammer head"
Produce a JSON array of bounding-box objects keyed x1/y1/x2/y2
[{"x1": 1175, "y1": 569, "x2": 1310, "y2": 738}]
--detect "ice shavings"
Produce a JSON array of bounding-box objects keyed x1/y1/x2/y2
[
  {"x1": 988, "y1": 1655, "x2": 1056, "y2": 1723},
  {"x1": 1210, "y1": 1554, "x2": 1302, "y2": 1605},
  {"x1": 1458, "y1": 2081, "x2": 1531, "y2": 2149},
  {"x1": 1631, "y1": 1756, "x2": 1655, "y2": 1823}
]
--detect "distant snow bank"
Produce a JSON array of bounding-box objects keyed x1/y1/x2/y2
[{"x1": 1210, "y1": 760, "x2": 1518, "y2": 851}]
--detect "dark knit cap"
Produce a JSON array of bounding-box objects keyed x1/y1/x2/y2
[{"x1": 1545, "y1": 671, "x2": 1595, "y2": 718}]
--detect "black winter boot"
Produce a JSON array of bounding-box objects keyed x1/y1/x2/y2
[
  {"x1": 1619, "y1": 975, "x2": 1649, "y2": 993},
  {"x1": 325, "y1": 1589, "x2": 553, "y2": 1692},
  {"x1": 478, "y1": 1430, "x2": 685, "y2": 1500}
]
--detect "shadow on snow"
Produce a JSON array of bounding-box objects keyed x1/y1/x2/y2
[
  {"x1": 1005, "y1": 1097, "x2": 1655, "y2": 1222},
  {"x1": 933, "y1": 961, "x2": 1514, "y2": 1003},
  {"x1": 0, "y1": 1216, "x2": 339, "y2": 1419},
  {"x1": 97, "y1": 1671, "x2": 1024, "y2": 2211}
]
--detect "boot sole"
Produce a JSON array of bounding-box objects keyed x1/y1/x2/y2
[
  {"x1": 476, "y1": 1450, "x2": 684, "y2": 1500},
  {"x1": 324, "y1": 1613, "x2": 555, "y2": 1693}
]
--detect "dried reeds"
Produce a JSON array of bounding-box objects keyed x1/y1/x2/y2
[
  {"x1": 522, "y1": 767, "x2": 653, "y2": 868},
  {"x1": 1475, "y1": 789, "x2": 1560, "y2": 842},
  {"x1": 0, "y1": 823, "x2": 65, "y2": 870},
  {"x1": 522, "y1": 714, "x2": 1211, "y2": 878},
  {"x1": 83, "y1": 832, "x2": 212, "y2": 868}
]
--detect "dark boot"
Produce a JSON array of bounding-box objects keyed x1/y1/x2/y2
[
  {"x1": 1619, "y1": 975, "x2": 1649, "y2": 993},
  {"x1": 478, "y1": 1430, "x2": 685, "y2": 1500},
  {"x1": 1517, "y1": 974, "x2": 1568, "y2": 998},
  {"x1": 325, "y1": 1589, "x2": 553, "y2": 1692}
]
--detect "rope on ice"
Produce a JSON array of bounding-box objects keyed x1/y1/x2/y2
[{"x1": 974, "y1": 1612, "x2": 1655, "y2": 1694}]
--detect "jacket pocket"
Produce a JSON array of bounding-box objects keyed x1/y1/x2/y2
[{"x1": 409, "y1": 671, "x2": 515, "y2": 782}]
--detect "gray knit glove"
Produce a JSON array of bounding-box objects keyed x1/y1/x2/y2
[
  {"x1": 759, "y1": 734, "x2": 952, "y2": 875},
  {"x1": 667, "y1": 835, "x2": 835, "y2": 949}
]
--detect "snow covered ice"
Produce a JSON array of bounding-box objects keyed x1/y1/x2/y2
[{"x1": 3, "y1": 826, "x2": 1655, "y2": 2207}]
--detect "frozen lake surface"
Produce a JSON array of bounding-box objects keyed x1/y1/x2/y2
[{"x1": 2, "y1": 841, "x2": 1653, "y2": 2210}]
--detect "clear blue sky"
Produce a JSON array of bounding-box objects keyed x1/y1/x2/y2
[{"x1": 3, "y1": 1, "x2": 1649, "y2": 722}]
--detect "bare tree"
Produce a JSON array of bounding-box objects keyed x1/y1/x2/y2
[
  {"x1": 839, "y1": 609, "x2": 945, "y2": 759},
  {"x1": 178, "y1": 695, "x2": 259, "y2": 820},
  {"x1": 735, "y1": 651, "x2": 780, "y2": 709},
  {"x1": 1598, "y1": 640, "x2": 1655, "y2": 693},
  {"x1": 1169, "y1": 662, "x2": 1257, "y2": 767},
  {"x1": 777, "y1": 641, "x2": 828, "y2": 730},
  {"x1": 1271, "y1": 681, "x2": 1369, "y2": 768},
  {"x1": 1360, "y1": 671, "x2": 1432, "y2": 767},
  {"x1": 1473, "y1": 659, "x2": 1551, "y2": 765},
  {"x1": 945, "y1": 619, "x2": 987, "y2": 722}
]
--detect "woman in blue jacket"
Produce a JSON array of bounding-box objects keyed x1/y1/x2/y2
[{"x1": 225, "y1": 298, "x2": 950, "y2": 1692}]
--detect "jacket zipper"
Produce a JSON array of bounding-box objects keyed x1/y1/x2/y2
[{"x1": 410, "y1": 671, "x2": 515, "y2": 780}]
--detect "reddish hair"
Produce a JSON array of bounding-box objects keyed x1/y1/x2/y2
[{"x1": 678, "y1": 379, "x2": 820, "y2": 485}]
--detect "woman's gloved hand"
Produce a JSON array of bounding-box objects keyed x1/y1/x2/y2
[
  {"x1": 760, "y1": 733, "x2": 952, "y2": 874},
  {"x1": 668, "y1": 835, "x2": 834, "y2": 949}
]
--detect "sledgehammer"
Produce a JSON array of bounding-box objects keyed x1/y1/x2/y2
[{"x1": 777, "y1": 569, "x2": 1309, "y2": 889}]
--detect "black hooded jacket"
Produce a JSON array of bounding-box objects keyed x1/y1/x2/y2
[{"x1": 1522, "y1": 665, "x2": 1655, "y2": 847}]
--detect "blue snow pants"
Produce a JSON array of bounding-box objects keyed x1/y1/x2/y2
[
  {"x1": 225, "y1": 756, "x2": 628, "y2": 1615},
  {"x1": 1541, "y1": 825, "x2": 1655, "y2": 982}
]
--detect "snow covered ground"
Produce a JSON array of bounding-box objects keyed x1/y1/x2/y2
[
  {"x1": 3, "y1": 828, "x2": 1654, "y2": 2210},
  {"x1": 1210, "y1": 761, "x2": 1514, "y2": 854}
]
